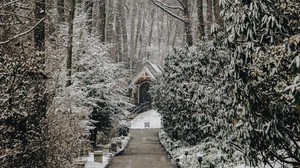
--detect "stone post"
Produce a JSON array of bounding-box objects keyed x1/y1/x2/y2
[
  {"x1": 94, "y1": 151, "x2": 103, "y2": 163},
  {"x1": 74, "y1": 160, "x2": 85, "y2": 168},
  {"x1": 111, "y1": 142, "x2": 117, "y2": 152},
  {"x1": 103, "y1": 144, "x2": 111, "y2": 153},
  {"x1": 117, "y1": 137, "x2": 122, "y2": 148}
]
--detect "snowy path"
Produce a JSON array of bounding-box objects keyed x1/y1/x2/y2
[
  {"x1": 108, "y1": 129, "x2": 175, "y2": 168},
  {"x1": 129, "y1": 109, "x2": 161, "y2": 129},
  {"x1": 108, "y1": 110, "x2": 175, "y2": 168}
]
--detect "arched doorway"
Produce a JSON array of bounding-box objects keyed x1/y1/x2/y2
[{"x1": 139, "y1": 81, "x2": 151, "y2": 104}]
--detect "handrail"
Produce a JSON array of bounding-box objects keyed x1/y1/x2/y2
[{"x1": 129, "y1": 101, "x2": 151, "y2": 114}]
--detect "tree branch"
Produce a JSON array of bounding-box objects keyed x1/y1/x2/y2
[
  {"x1": 150, "y1": 0, "x2": 185, "y2": 22},
  {"x1": 176, "y1": 0, "x2": 186, "y2": 8},
  {"x1": 0, "y1": 17, "x2": 45, "y2": 45},
  {"x1": 155, "y1": 0, "x2": 184, "y2": 11},
  {"x1": 0, "y1": 0, "x2": 20, "y2": 9}
]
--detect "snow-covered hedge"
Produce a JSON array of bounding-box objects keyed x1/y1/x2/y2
[{"x1": 152, "y1": 42, "x2": 231, "y2": 145}]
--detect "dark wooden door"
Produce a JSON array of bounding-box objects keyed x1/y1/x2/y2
[{"x1": 139, "y1": 82, "x2": 151, "y2": 104}]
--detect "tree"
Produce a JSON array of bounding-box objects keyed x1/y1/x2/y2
[
  {"x1": 197, "y1": 0, "x2": 205, "y2": 39},
  {"x1": 213, "y1": 0, "x2": 223, "y2": 28},
  {"x1": 129, "y1": 0, "x2": 138, "y2": 73},
  {"x1": 98, "y1": 0, "x2": 106, "y2": 42},
  {"x1": 105, "y1": 0, "x2": 114, "y2": 43},
  {"x1": 150, "y1": 0, "x2": 193, "y2": 46},
  {"x1": 115, "y1": 0, "x2": 122, "y2": 62},
  {"x1": 66, "y1": 0, "x2": 75, "y2": 87},
  {"x1": 57, "y1": 0, "x2": 65, "y2": 22},
  {"x1": 206, "y1": 0, "x2": 213, "y2": 38},
  {"x1": 148, "y1": 8, "x2": 155, "y2": 47},
  {"x1": 84, "y1": 0, "x2": 94, "y2": 33},
  {"x1": 115, "y1": 0, "x2": 128, "y2": 62}
]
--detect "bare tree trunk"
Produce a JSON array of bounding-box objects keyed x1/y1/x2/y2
[
  {"x1": 206, "y1": 0, "x2": 213, "y2": 38},
  {"x1": 182, "y1": 0, "x2": 193, "y2": 46},
  {"x1": 157, "y1": 11, "x2": 164, "y2": 49},
  {"x1": 115, "y1": 0, "x2": 122, "y2": 62},
  {"x1": 135, "y1": 8, "x2": 142, "y2": 61},
  {"x1": 34, "y1": 0, "x2": 46, "y2": 166},
  {"x1": 99, "y1": 0, "x2": 106, "y2": 42},
  {"x1": 57, "y1": 0, "x2": 64, "y2": 22},
  {"x1": 213, "y1": 0, "x2": 223, "y2": 28},
  {"x1": 105, "y1": 0, "x2": 114, "y2": 43},
  {"x1": 130, "y1": 0, "x2": 137, "y2": 73},
  {"x1": 34, "y1": 0, "x2": 46, "y2": 53},
  {"x1": 148, "y1": 8, "x2": 155, "y2": 47},
  {"x1": 138, "y1": 10, "x2": 146, "y2": 62},
  {"x1": 119, "y1": 0, "x2": 128, "y2": 62},
  {"x1": 197, "y1": 0, "x2": 205, "y2": 40},
  {"x1": 84, "y1": 0, "x2": 94, "y2": 34},
  {"x1": 172, "y1": 22, "x2": 178, "y2": 47},
  {"x1": 66, "y1": 0, "x2": 75, "y2": 87},
  {"x1": 165, "y1": 18, "x2": 173, "y2": 51}
]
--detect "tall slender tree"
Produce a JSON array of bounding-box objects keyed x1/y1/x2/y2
[
  {"x1": 197, "y1": 0, "x2": 205, "y2": 39},
  {"x1": 130, "y1": 0, "x2": 138, "y2": 72},
  {"x1": 213, "y1": 0, "x2": 223, "y2": 27},
  {"x1": 84, "y1": 0, "x2": 94, "y2": 33},
  {"x1": 57, "y1": 0, "x2": 65, "y2": 22},
  {"x1": 66, "y1": 0, "x2": 75, "y2": 87},
  {"x1": 105, "y1": 0, "x2": 114, "y2": 43},
  {"x1": 148, "y1": 8, "x2": 155, "y2": 47},
  {"x1": 98, "y1": 0, "x2": 106, "y2": 42},
  {"x1": 119, "y1": 0, "x2": 128, "y2": 62},
  {"x1": 150, "y1": 0, "x2": 193, "y2": 46},
  {"x1": 206, "y1": 0, "x2": 213, "y2": 38}
]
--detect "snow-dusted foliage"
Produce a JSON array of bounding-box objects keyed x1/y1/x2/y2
[
  {"x1": 73, "y1": 37, "x2": 132, "y2": 145},
  {"x1": 71, "y1": 10, "x2": 132, "y2": 146},
  {"x1": 222, "y1": 0, "x2": 300, "y2": 166},
  {"x1": 45, "y1": 88, "x2": 90, "y2": 168},
  {"x1": 42, "y1": 6, "x2": 133, "y2": 167},
  {"x1": 0, "y1": 44, "x2": 48, "y2": 167},
  {"x1": 159, "y1": 130, "x2": 243, "y2": 168},
  {"x1": 153, "y1": 43, "x2": 231, "y2": 145},
  {"x1": 0, "y1": 1, "x2": 48, "y2": 167}
]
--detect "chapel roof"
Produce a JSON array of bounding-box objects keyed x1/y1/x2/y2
[{"x1": 129, "y1": 61, "x2": 163, "y2": 86}]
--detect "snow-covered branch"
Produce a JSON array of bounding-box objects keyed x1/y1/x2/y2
[
  {"x1": 0, "y1": 0, "x2": 20, "y2": 9},
  {"x1": 0, "y1": 17, "x2": 45, "y2": 45},
  {"x1": 150, "y1": 0, "x2": 185, "y2": 22},
  {"x1": 175, "y1": 0, "x2": 186, "y2": 8},
  {"x1": 155, "y1": 0, "x2": 184, "y2": 11}
]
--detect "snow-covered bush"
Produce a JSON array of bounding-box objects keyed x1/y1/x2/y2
[
  {"x1": 153, "y1": 42, "x2": 231, "y2": 145},
  {"x1": 0, "y1": 3, "x2": 48, "y2": 166},
  {"x1": 45, "y1": 87, "x2": 90, "y2": 168},
  {"x1": 0, "y1": 44, "x2": 49, "y2": 168},
  {"x1": 159, "y1": 129, "x2": 243, "y2": 168},
  {"x1": 117, "y1": 124, "x2": 130, "y2": 136},
  {"x1": 70, "y1": 10, "x2": 132, "y2": 147},
  {"x1": 222, "y1": 0, "x2": 300, "y2": 166},
  {"x1": 43, "y1": 5, "x2": 133, "y2": 167}
]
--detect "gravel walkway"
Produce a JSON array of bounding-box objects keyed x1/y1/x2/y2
[{"x1": 108, "y1": 129, "x2": 175, "y2": 168}]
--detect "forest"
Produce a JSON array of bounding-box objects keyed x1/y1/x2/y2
[{"x1": 0, "y1": 0, "x2": 299, "y2": 168}]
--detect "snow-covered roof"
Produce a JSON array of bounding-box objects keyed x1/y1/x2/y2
[{"x1": 129, "y1": 61, "x2": 163, "y2": 86}]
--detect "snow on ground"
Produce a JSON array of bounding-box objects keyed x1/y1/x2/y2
[
  {"x1": 85, "y1": 153, "x2": 110, "y2": 168},
  {"x1": 84, "y1": 136, "x2": 130, "y2": 168},
  {"x1": 158, "y1": 130, "x2": 294, "y2": 168},
  {"x1": 130, "y1": 109, "x2": 161, "y2": 129}
]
